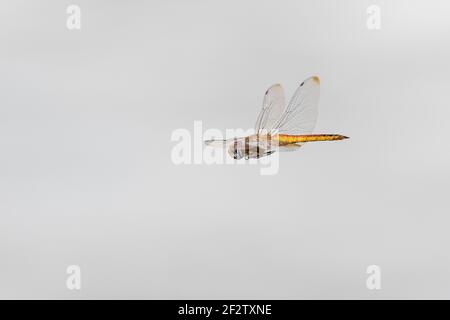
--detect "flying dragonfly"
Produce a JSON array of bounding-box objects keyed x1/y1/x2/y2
[{"x1": 204, "y1": 76, "x2": 348, "y2": 159}]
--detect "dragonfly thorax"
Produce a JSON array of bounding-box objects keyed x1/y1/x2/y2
[{"x1": 227, "y1": 135, "x2": 276, "y2": 160}]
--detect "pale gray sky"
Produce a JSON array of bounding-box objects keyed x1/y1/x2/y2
[{"x1": 1, "y1": 0, "x2": 450, "y2": 299}]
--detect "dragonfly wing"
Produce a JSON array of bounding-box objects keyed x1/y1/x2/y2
[
  {"x1": 255, "y1": 84, "x2": 285, "y2": 134},
  {"x1": 272, "y1": 76, "x2": 320, "y2": 135},
  {"x1": 278, "y1": 143, "x2": 303, "y2": 152},
  {"x1": 204, "y1": 137, "x2": 246, "y2": 148}
]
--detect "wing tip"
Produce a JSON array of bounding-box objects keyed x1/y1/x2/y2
[
  {"x1": 302, "y1": 76, "x2": 320, "y2": 86},
  {"x1": 265, "y1": 83, "x2": 282, "y2": 95}
]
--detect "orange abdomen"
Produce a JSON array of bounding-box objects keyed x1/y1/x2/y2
[{"x1": 274, "y1": 134, "x2": 349, "y2": 144}]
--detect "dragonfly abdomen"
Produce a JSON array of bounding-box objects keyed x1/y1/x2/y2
[{"x1": 275, "y1": 134, "x2": 349, "y2": 144}]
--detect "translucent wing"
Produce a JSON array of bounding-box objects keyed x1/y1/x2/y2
[
  {"x1": 204, "y1": 137, "x2": 245, "y2": 148},
  {"x1": 254, "y1": 84, "x2": 285, "y2": 133},
  {"x1": 278, "y1": 143, "x2": 303, "y2": 152},
  {"x1": 272, "y1": 76, "x2": 320, "y2": 135}
]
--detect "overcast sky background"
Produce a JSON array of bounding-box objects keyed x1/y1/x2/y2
[{"x1": 1, "y1": 0, "x2": 450, "y2": 299}]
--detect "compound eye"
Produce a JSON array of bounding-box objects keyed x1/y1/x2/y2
[{"x1": 233, "y1": 148, "x2": 243, "y2": 159}]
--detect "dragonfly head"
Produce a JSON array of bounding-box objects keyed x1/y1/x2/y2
[{"x1": 228, "y1": 144, "x2": 244, "y2": 160}]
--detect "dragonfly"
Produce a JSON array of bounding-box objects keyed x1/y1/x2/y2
[{"x1": 204, "y1": 76, "x2": 348, "y2": 159}]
